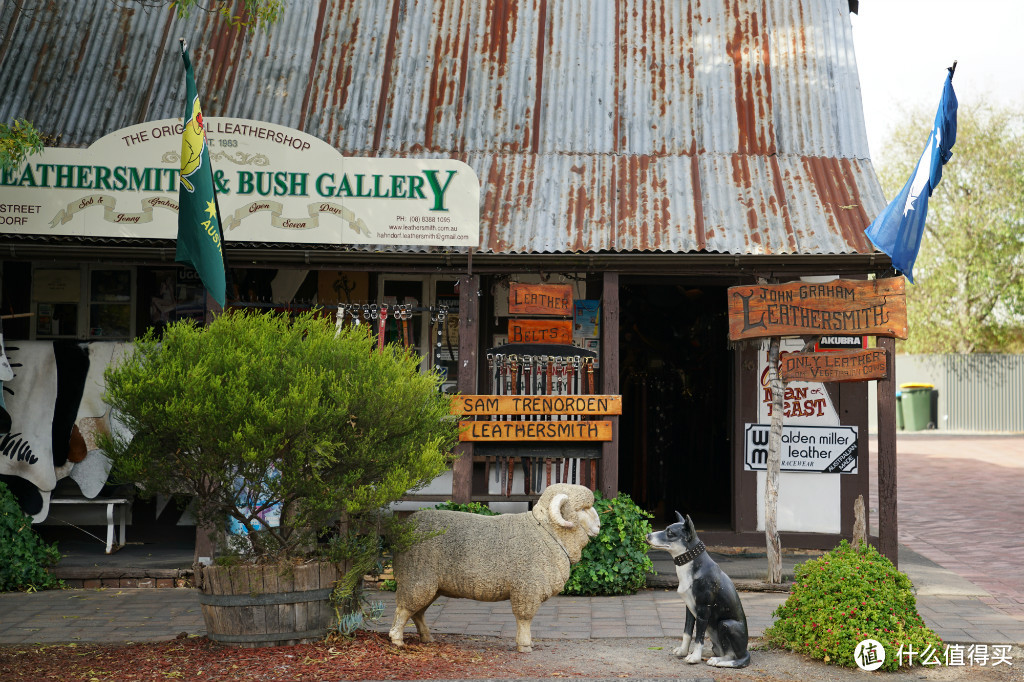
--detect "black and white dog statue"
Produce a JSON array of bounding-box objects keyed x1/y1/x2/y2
[{"x1": 646, "y1": 512, "x2": 750, "y2": 668}]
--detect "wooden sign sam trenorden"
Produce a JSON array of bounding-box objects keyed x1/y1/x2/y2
[{"x1": 728, "y1": 277, "x2": 907, "y2": 341}]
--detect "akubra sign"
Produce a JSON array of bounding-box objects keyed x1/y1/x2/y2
[{"x1": 0, "y1": 118, "x2": 480, "y2": 247}]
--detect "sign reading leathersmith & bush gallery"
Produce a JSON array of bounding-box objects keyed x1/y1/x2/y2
[{"x1": 0, "y1": 118, "x2": 479, "y2": 247}]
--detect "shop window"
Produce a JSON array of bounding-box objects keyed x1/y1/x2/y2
[
  {"x1": 32, "y1": 269, "x2": 81, "y2": 339},
  {"x1": 89, "y1": 269, "x2": 132, "y2": 339},
  {"x1": 377, "y1": 275, "x2": 459, "y2": 391}
]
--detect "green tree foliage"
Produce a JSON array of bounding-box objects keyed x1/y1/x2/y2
[
  {"x1": 170, "y1": 0, "x2": 285, "y2": 33},
  {"x1": 0, "y1": 119, "x2": 44, "y2": 172},
  {"x1": 765, "y1": 541, "x2": 942, "y2": 671},
  {"x1": 878, "y1": 103, "x2": 1024, "y2": 353},
  {"x1": 0, "y1": 482, "x2": 62, "y2": 592},
  {"x1": 100, "y1": 310, "x2": 458, "y2": 567}
]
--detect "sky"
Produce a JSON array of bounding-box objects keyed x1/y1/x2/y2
[{"x1": 850, "y1": 0, "x2": 1024, "y2": 164}]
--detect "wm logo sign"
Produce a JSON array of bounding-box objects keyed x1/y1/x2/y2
[{"x1": 745, "y1": 425, "x2": 769, "y2": 469}]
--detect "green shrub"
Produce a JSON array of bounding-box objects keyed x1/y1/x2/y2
[
  {"x1": 0, "y1": 482, "x2": 62, "y2": 592},
  {"x1": 562, "y1": 490, "x2": 654, "y2": 596},
  {"x1": 764, "y1": 540, "x2": 943, "y2": 670},
  {"x1": 430, "y1": 500, "x2": 499, "y2": 516}
]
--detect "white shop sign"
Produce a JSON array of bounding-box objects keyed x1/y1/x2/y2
[
  {"x1": 0, "y1": 118, "x2": 479, "y2": 247},
  {"x1": 744, "y1": 423, "x2": 858, "y2": 474}
]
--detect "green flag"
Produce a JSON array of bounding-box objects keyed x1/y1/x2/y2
[{"x1": 176, "y1": 40, "x2": 226, "y2": 307}]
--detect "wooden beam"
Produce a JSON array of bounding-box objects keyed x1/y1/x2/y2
[
  {"x1": 452, "y1": 273, "x2": 479, "y2": 504},
  {"x1": 600, "y1": 272, "x2": 620, "y2": 497},
  {"x1": 876, "y1": 338, "x2": 898, "y2": 567}
]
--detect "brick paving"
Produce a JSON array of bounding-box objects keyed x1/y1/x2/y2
[
  {"x1": 869, "y1": 434, "x2": 1024, "y2": 621},
  {"x1": 1, "y1": 435, "x2": 1020, "y2": 649}
]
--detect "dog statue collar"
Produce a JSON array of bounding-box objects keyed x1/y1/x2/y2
[{"x1": 673, "y1": 540, "x2": 706, "y2": 566}]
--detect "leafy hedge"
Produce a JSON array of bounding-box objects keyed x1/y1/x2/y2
[
  {"x1": 562, "y1": 490, "x2": 654, "y2": 596},
  {"x1": 0, "y1": 482, "x2": 62, "y2": 592},
  {"x1": 764, "y1": 540, "x2": 943, "y2": 671}
]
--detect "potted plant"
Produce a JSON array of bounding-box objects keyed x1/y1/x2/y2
[{"x1": 100, "y1": 310, "x2": 458, "y2": 646}]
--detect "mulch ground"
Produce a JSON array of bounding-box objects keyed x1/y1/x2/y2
[{"x1": 0, "y1": 632, "x2": 575, "y2": 681}]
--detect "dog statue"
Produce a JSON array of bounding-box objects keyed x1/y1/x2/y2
[{"x1": 646, "y1": 512, "x2": 750, "y2": 668}]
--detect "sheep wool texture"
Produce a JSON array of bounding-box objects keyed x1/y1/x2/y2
[{"x1": 390, "y1": 483, "x2": 600, "y2": 653}]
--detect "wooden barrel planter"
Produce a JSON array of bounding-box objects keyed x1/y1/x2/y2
[{"x1": 198, "y1": 561, "x2": 340, "y2": 647}]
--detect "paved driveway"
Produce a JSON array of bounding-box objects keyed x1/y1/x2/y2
[{"x1": 870, "y1": 434, "x2": 1024, "y2": 620}]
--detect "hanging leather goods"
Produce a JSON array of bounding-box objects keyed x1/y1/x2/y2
[
  {"x1": 436, "y1": 305, "x2": 448, "y2": 363},
  {"x1": 506, "y1": 456, "x2": 514, "y2": 497},
  {"x1": 585, "y1": 357, "x2": 595, "y2": 395},
  {"x1": 521, "y1": 455, "x2": 531, "y2": 495},
  {"x1": 377, "y1": 304, "x2": 389, "y2": 351},
  {"x1": 333, "y1": 305, "x2": 345, "y2": 338},
  {"x1": 545, "y1": 457, "x2": 552, "y2": 488},
  {"x1": 523, "y1": 355, "x2": 533, "y2": 398},
  {"x1": 397, "y1": 304, "x2": 409, "y2": 348}
]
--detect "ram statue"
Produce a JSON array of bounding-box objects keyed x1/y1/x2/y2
[{"x1": 389, "y1": 483, "x2": 601, "y2": 652}]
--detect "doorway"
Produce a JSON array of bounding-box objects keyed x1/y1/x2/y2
[{"x1": 617, "y1": 282, "x2": 732, "y2": 528}]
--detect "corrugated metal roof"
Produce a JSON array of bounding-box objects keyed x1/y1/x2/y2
[{"x1": 0, "y1": 0, "x2": 884, "y2": 256}]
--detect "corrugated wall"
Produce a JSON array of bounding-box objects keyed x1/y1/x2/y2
[
  {"x1": 0, "y1": 0, "x2": 885, "y2": 256},
  {"x1": 869, "y1": 355, "x2": 1024, "y2": 433}
]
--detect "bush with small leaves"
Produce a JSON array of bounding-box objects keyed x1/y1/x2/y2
[
  {"x1": 561, "y1": 490, "x2": 654, "y2": 596},
  {"x1": 764, "y1": 540, "x2": 943, "y2": 670},
  {"x1": 0, "y1": 482, "x2": 62, "y2": 592}
]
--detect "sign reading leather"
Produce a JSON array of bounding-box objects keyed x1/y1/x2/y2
[
  {"x1": 727, "y1": 278, "x2": 907, "y2": 340},
  {"x1": 508, "y1": 283, "x2": 573, "y2": 316}
]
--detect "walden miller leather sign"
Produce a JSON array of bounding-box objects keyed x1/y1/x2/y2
[{"x1": 727, "y1": 278, "x2": 907, "y2": 341}]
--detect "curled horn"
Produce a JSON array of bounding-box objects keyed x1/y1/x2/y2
[{"x1": 549, "y1": 493, "x2": 574, "y2": 528}]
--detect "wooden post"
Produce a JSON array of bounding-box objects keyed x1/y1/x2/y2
[
  {"x1": 765, "y1": 336, "x2": 783, "y2": 584},
  {"x1": 600, "y1": 272, "x2": 619, "y2": 498},
  {"x1": 876, "y1": 337, "x2": 898, "y2": 567},
  {"x1": 452, "y1": 273, "x2": 479, "y2": 503}
]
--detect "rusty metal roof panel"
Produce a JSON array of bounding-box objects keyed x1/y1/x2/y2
[
  {"x1": 766, "y1": 0, "x2": 870, "y2": 157},
  {"x1": 0, "y1": 0, "x2": 883, "y2": 257},
  {"x1": 0, "y1": 2, "x2": 177, "y2": 147}
]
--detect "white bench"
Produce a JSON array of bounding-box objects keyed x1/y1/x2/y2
[{"x1": 48, "y1": 497, "x2": 130, "y2": 554}]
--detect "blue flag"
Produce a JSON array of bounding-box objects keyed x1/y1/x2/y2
[{"x1": 865, "y1": 70, "x2": 957, "y2": 283}]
